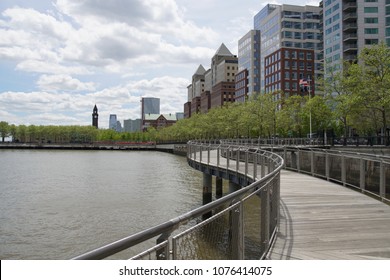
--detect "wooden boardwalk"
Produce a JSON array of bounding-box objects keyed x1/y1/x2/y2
[
  {"x1": 268, "y1": 170, "x2": 390, "y2": 260},
  {"x1": 191, "y1": 147, "x2": 390, "y2": 260}
]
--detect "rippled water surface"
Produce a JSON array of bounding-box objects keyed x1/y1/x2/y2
[{"x1": 0, "y1": 150, "x2": 204, "y2": 259}]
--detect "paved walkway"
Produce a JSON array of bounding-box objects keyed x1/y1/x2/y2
[{"x1": 269, "y1": 170, "x2": 390, "y2": 260}]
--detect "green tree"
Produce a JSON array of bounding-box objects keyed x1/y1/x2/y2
[
  {"x1": 356, "y1": 42, "x2": 390, "y2": 142},
  {"x1": 276, "y1": 95, "x2": 306, "y2": 137},
  {"x1": 0, "y1": 121, "x2": 10, "y2": 142}
]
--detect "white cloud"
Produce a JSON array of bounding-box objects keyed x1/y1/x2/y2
[
  {"x1": 0, "y1": 0, "x2": 320, "y2": 127},
  {"x1": 37, "y1": 74, "x2": 96, "y2": 92}
]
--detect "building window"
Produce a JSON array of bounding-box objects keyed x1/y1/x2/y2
[
  {"x1": 365, "y1": 39, "x2": 379, "y2": 44},
  {"x1": 365, "y1": 28, "x2": 379, "y2": 34},
  {"x1": 364, "y1": 7, "x2": 378, "y2": 13},
  {"x1": 365, "y1": 17, "x2": 378, "y2": 24}
]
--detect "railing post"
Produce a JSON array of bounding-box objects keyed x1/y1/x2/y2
[
  {"x1": 360, "y1": 158, "x2": 366, "y2": 193},
  {"x1": 245, "y1": 150, "x2": 249, "y2": 177},
  {"x1": 283, "y1": 147, "x2": 287, "y2": 169},
  {"x1": 341, "y1": 155, "x2": 346, "y2": 186},
  {"x1": 253, "y1": 153, "x2": 258, "y2": 179},
  {"x1": 236, "y1": 148, "x2": 240, "y2": 172},
  {"x1": 200, "y1": 145, "x2": 202, "y2": 163},
  {"x1": 217, "y1": 146, "x2": 220, "y2": 167},
  {"x1": 297, "y1": 150, "x2": 301, "y2": 172},
  {"x1": 325, "y1": 152, "x2": 330, "y2": 180},
  {"x1": 227, "y1": 147, "x2": 230, "y2": 171},
  {"x1": 193, "y1": 144, "x2": 196, "y2": 161},
  {"x1": 207, "y1": 145, "x2": 210, "y2": 165},
  {"x1": 380, "y1": 161, "x2": 385, "y2": 201},
  {"x1": 261, "y1": 155, "x2": 266, "y2": 177},
  {"x1": 230, "y1": 203, "x2": 244, "y2": 259},
  {"x1": 260, "y1": 186, "x2": 270, "y2": 255},
  {"x1": 311, "y1": 150, "x2": 315, "y2": 176}
]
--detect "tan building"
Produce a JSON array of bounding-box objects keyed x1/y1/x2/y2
[
  {"x1": 142, "y1": 113, "x2": 177, "y2": 131},
  {"x1": 184, "y1": 43, "x2": 237, "y2": 118}
]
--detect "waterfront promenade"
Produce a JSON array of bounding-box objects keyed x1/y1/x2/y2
[
  {"x1": 190, "y1": 145, "x2": 390, "y2": 260},
  {"x1": 269, "y1": 170, "x2": 390, "y2": 260}
]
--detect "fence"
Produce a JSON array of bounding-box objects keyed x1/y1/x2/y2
[
  {"x1": 222, "y1": 139, "x2": 390, "y2": 204},
  {"x1": 72, "y1": 141, "x2": 284, "y2": 260},
  {"x1": 278, "y1": 147, "x2": 390, "y2": 203}
]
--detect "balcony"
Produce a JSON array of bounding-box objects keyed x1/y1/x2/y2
[
  {"x1": 343, "y1": 22, "x2": 357, "y2": 32},
  {"x1": 343, "y1": 33, "x2": 357, "y2": 42},
  {"x1": 343, "y1": 43, "x2": 358, "y2": 53},
  {"x1": 343, "y1": 54, "x2": 357, "y2": 62},
  {"x1": 343, "y1": 2, "x2": 357, "y2": 12},
  {"x1": 343, "y1": 12, "x2": 357, "y2": 22}
]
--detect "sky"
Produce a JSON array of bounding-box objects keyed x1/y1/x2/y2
[{"x1": 0, "y1": 0, "x2": 319, "y2": 128}]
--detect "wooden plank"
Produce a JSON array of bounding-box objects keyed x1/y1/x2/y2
[{"x1": 268, "y1": 170, "x2": 390, "y2": 260}]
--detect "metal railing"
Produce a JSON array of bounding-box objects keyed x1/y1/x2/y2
[
  {"x1": 221, "y1": 136, "x2": 390, "y2": 147},
  {"x1": 222, "y1": 139, "x2": 389, "y2": 203},
  {"x1": 72, "y1": 141, "x2": 284, "y2": 260},
  {"x1": 275, "y1": 147, "x2": 390, "y2": 204}
]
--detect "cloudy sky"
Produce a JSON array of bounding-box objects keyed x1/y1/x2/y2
[{"x1": 0, "y1": 0, "x2": 318, "y2": 128}]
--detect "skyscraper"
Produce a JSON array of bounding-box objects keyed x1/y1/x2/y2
[
  {"x1": 141, "y1": 97, "x2": 160, "y2": 131},
  {"x1": 109, "y1": 114, "x2": 117, "y2": 131},
  {"x1": 141, "y1": 97, "x2": 160, "y2": 118},
  {"x1": 236, "y1": 30, "x2": 261, "y2": 102}
]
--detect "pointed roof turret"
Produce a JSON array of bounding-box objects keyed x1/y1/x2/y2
[
  {"x1": 214, "y1": 43, "x2": 233, "y2": 57},
  {"x1": 194, "y1": 64, "x2": 206, "y2": 76}
]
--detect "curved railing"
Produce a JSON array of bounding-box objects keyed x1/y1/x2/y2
[
  {"x1": 223, "y1": 139, "x2": 390, "y2": 203},
  {"x1": 277, "y1": 147, "x2": 390, "y2": 203},
  {"x1": 72, "y1": 141, "x2": 284, "y2": 260}
]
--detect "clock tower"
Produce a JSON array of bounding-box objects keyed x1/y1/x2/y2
[{"x1": 92, "y1": 105, "x2": 98, "y2": 128}]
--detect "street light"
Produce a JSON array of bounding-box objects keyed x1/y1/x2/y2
[{"x1": 299, "y1": 78, "x2": 312, "y2": 139}]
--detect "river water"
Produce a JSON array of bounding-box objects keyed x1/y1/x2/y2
[{"x1": 0, "y1": 149, "x2": 206, "y2": 259}]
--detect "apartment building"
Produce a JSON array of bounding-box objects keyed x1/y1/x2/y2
[
  {"x1": 323, "y1": 0, "x2": 386, "y2": 76},
  {"x1": 184, "y1": 44, "x2": 237, "y2": 118}
]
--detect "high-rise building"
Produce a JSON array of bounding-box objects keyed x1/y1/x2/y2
[
  {"x1": 141, "y1": 97, "x2": 160, "y2": 130},
  {"x1": 109, "y1": 114, "x2": 117, "y2": 130},
  {"x1": 254, "y1": 4, "x2": 322, "y2": 94},
  {"x1": 387, "y1": 0, "x2": 390, "y2": 46},
  {"x1": 323, "y1": 0, "x2": 386, "y2": 76},
  {"x1": 236, "y1": 30, "x2": 261, "y2": 102},
  {"x1": 92, "y1": 104, "x2": 98, "y2": 128},
  {"x1": 210, "y1": 43, "x2": 238, "y2": 108},
  {"x1": 184, "y1": 44, "x2": 237, "y2": 118},
  {"x1": 141, "y1": 97, "x2": 160, "y2": 118}
]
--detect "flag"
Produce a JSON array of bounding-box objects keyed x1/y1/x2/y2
[{"x1": 299, "y1": 79, "x2": 308, "y2": 87}]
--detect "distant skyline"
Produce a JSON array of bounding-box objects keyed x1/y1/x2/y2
[{"x1": 0, "y1": 0, "x2": 319, "y2": 128}]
